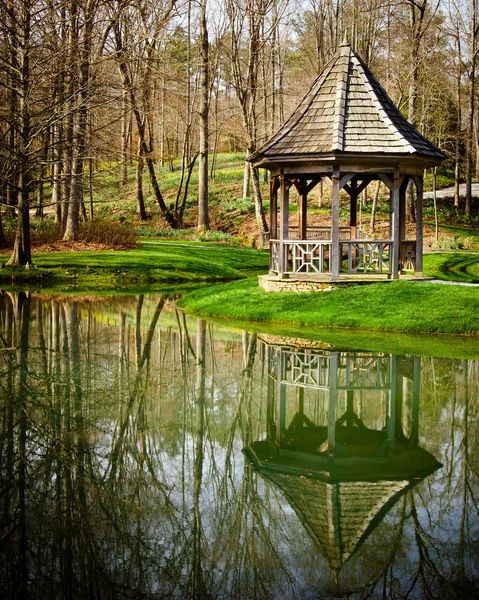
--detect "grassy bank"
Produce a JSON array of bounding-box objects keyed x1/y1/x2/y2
[
  {"x1": 0, "y1": 241, "x2": 269, "y2": 291},
  {"x1": 177, "y1": 277, "x2": 479, "y2": 336},
  {"x1": 1, "y1": 241, "x2": 478, "y2": 338}
]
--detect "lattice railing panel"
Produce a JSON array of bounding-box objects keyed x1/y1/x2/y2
[
  {"x1": 339, "y1": 354, "x2": 391, "y2": 390},
  {"x1": 340, "y1": 240, "x2": 392, "y2": 274},
  {"x1": 283, "y1": 350, "x2": 330, "y2": 388},
  {"x1": 270, "y1": 240, "x2": 280, "y2": 273},
  {"x1": 287, "y1": 241, "x2": 332, "y2": 274}
]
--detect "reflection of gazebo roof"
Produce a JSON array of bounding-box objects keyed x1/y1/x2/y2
[
  {"x1": 245, "y1": 439, "x2": 441, "y2": 571},
  {"x1": 260, "y1": 470, "x2": 408, "y2": 571},
  {"x1": 252, "y1": 43, "x2": 446, "y2": 167}
]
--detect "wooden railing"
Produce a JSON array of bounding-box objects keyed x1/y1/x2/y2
[
  {"x1": 263, "y1": 227, "x2": 372, "y2": 249},
  {"x1": 339, "y1": 240, "x2": 392, "y2": 274},
  {"x1": 288, "y1": 226, "x2": 352, "y2": 240},
  {"x1": 270, "y1": 239, "x2": 393, "y2": 275},
  {"x1": 400, "y1": 240, "x2": 416, "y2": 271}
]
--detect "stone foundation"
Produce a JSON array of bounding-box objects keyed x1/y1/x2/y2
[{"x1": 258, "y1": 275, "x2": 336, "y2": 293}]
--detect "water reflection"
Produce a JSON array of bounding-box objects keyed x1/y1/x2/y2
[
  {"x1": 0, "y1": 292, "x2": 478, "y2": 599},
  {"x1": 245, "y1": 340, "x2": 442, "y2": 583}
]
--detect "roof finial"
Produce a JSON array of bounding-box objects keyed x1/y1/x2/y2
[{"x1": 340, "y1": 29, "x2": 349, "y2": 47}]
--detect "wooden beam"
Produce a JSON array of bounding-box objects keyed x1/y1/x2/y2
[
  {"x1": 356, "y1": 179, "x2": 370, "y2": 195},
  {"x1": 378, "y1": 174, "x2": 393, "y2": 191},
  {"x1": 339, "y1": 172, "x2": 354, "y2": 190},
  {"x1": 322, "y1": 176, "x2": 333, "y2": 190},
  {"x1": 306, "y1": 178, "x2": 321, "y2": 194}
]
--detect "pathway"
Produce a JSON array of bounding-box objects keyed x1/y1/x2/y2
[{"x1": 423, "y1": 183, "x2": 479, "y2": 199}]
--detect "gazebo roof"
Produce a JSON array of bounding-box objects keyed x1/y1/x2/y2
[{"x1": 251, "y1": 43, "x2": 447, "y2": 168}]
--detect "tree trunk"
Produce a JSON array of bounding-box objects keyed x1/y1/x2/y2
[
  {"x1": 9, "y1": 2, "x2": 32, "y2": 266},
  {"x1": 64, "y1": 0, "x2": 95, "y2": 241},
  {"x1": 466, "y1": 0, "x2": 477, "y2": 219},
  {"x1": 197, "y1": 0, "x2": 209, "y2": 231},
  {"x1": 120, "y1": 89, "x2": 129, "y2": 186},
  {"x1": 136, "y1": 143, "x2": 148, "y2": 221}
]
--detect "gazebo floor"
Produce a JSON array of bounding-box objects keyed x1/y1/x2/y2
[{"x1": 258, "y1": 273, "x2": 433, "y2": 293}]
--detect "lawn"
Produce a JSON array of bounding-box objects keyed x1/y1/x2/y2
[
  {"x1": 0, "y1": 240, "x2": 270, "y2": 290},
  {"x1": 177, "y1": 277, "x2": 479, "y2": 336}
]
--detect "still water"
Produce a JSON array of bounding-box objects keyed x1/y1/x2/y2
[{"x1": 0, "y1": 292, "x2": 478, "y2": 599}]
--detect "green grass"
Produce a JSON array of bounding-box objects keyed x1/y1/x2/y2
[
  {"x1": 177, "y1": 278, "x2": 479, "y2": 337},
  {"x1": 0, "y1": 241, "x2": 269, "y2": 290},
  {"x1": 423, "y1": 251, "x2": 479, "y2": 282}
]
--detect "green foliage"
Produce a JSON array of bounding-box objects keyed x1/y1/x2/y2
[
  {"x1": 430, "y1": 235, "x2": 475, "y2": 251},
  {"x1": 222, "y1": 197, "x2": 255, "y2": 214},
  {"x1": 197, "y1": 230, "x2": 237, "y2": 243}
]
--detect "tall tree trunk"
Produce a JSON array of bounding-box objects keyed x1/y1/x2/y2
[
  {"x1": 136, "y1": 142, "x2": 147, "y2": 221},
  {"x1": 197, "y1": 0, "x2": 209, "y2": 231},
  {"x1": 64, "y1": 0, "x2": 95, "y2": 241},
  {"x1": 52, "y1": 123, "x2": 64, "y2": 224},
  {"x1": 9, "y1": 2, "x2": 32, "y2": 266},
  {"x1": 113, "y1": 22, "x2": 178, "y2": 227},
  {"x1": 454, "y1": 30, "x2": 463, "y2": 208},
  {"x1": 120, "y1": 89, "x2": 129, "y2": 186},
  {"x1": 466, "y1": 0, "x2": 477, "y2": 218}
]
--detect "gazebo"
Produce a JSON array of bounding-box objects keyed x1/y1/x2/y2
[
  {"x1": 244, "y1": 339, "x2": 442, "y2": 579},
  {"x1": 250, "y1": 43, "x2": 447, "y2": 288}
]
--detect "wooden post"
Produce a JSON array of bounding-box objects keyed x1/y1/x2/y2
[
  {"x1": 279, "y1": 350, "x2": 286, "y2": 445},
  {"x1": 279, "y1": 174, "x2": 289, "y2": 277},
  {"x1": 327, "y1": 352, "x2": 338, "y2": 463},
  {"x1": 387, "y1": 355, "x2": 397, "y2": 457},
  {"x1": 298, "y1": 177, "x2": 307, "y2": 239},
  {"x1": 399, "y1": 177, "x2": 408, "y2": 242},
  {"x1": 331, "y1": 167, "x2": 340, "y2": 280},
  {"x1": 411, "y1": 356, "x2": 421, "y2": 446},
  {"x1": 391, "y1": 169, "x2": 401, "y2": 279},
  {"x1": 270, "y1": 176, "x2": 278, "y2": 240},
  {"x1": 350, "y1": 178, "x2": 358, "y2": 239},
  {"x1": 415, "y1": 175, "x2": 424, "y2": 276}
]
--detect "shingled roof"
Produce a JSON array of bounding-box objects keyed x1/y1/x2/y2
[{"x1": 252, "y1": 43, "x2": 447, "y2": 165}]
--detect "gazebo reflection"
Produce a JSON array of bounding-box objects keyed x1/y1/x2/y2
[{"x1": 244, "y1": 338, "x2": 442, "y2": 576}]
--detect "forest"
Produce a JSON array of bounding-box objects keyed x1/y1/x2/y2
[{"x1": 1, "y1": 0, "x2": 478, "y2": 265}]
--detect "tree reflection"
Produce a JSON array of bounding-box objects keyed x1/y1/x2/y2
[{"x1": 0, "y1": 295, "x2": 478, "y2": 599}]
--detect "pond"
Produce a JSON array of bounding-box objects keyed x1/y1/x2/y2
[{"x1": 0, "y1": 291, "x2": 478, "y2": 599}]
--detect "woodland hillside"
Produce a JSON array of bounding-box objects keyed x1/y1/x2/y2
[{"x1": 1, "y1": 0, "x2": 479, "y2": 263}]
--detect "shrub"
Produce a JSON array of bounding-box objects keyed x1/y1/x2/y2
[
  {"x1": 79, "y1": 220, "x2": 137, "y2": 248},
  {"x1": 431, "y1": 234, "x2": 476, "y2": 250},
  {"x1": 30, "y1": 217, "x2": 62, "y2": 244},
  {"x1": 197, "y1": 230, "x2": 236, "y2": 243},
  {"x1": 135, "y1": 227, "x2": 193, "y2": 239}
]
